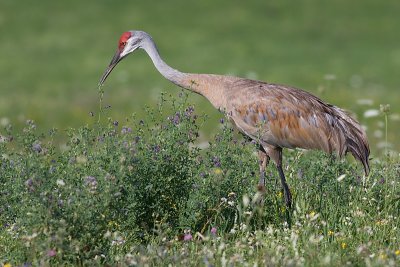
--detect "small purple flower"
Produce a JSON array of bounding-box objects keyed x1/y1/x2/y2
[
  {"x1": 219, "y1": 118, "x2": 225, "y2": 124},
  {"x1": 379, "y1": 177, "x2": 385, "y2": 184},
  {"x1": 113, "y1": 120, "x2": 119, "y2": 127},
  {"x1": 185, "y1": 106, "x2": 195, "y2": 117},
  {"x1": 212, "y1": 156, "x2": 221, "y2": 167},
  {"x1": 153, "y1": 145, "x2": 161, "y2": 154},
  {"x1": 183, "y1": 234, "x2": 192, "y2": 241},
  {"x1": 26, "y1": 119, "x2": 35, "y2": 127},
  {"x1": 121, "y1": 127, "x2": 132, "y2": 135},
  {"x1": 25, "y1": 178, "x2": 33, "y2": 187},
  {"x1": 32, "y1": 142, "x2": 42, "y2": 153},
  {"x1": 171, "y1": 112, "x2": 181, "y2": 125},
  {"x1": 47, "y1": 249, "x2": 56, "y2": 257},
  {"x1": 85, "y1": 176, "x2": 97, "y2": 190},
  {"x1": 211, "y1": 227, "x2": 217, "y2": 235}
]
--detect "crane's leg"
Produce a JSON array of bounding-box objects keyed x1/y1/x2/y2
[
  {"x1": 258, "y1": 147, "x2": 270, "y2": 191},
  {"x1": 277, "y1": 163, "x2": 292, "y2": 209},
  {"x1": 262, "y1": 145, "x2": 292, "y2": 208}
]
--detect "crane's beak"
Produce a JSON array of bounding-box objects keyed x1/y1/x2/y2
[{"x1": 99, "y1": 50, "x2": 124, "y2": 86}]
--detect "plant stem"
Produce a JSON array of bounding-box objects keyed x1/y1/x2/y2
[
  {"x1": 98, "y1": 86, "x2": 104, "y2": 124},
  {"x1": 385, "y1": 113, "x2": 388, "y2": 156}
]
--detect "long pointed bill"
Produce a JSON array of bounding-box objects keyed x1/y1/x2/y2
[{"x1": 99, "y1": 50, "x2": 123, "y2": 86}]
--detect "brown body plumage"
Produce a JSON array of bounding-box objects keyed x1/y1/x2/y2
[
  {"x1": 183, "y1": 74, "x2": 369, "y2": 173},
  {"x1": 100, "y1": 31, "x2": 370, "y2": 208}
]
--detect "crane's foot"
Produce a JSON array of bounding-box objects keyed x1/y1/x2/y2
[
  {"x1": 257, "y1": 183, "x2": 266, "y2": 193},
  {"x1": 254, "y1": 174, "x2": 266, "y2": 206},
  {"x1": 257, "y1": 173, "x2": 266, "y2": 193}
]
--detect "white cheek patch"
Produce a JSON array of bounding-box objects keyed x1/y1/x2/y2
[
  {"x1": 120, "y1": 49, "x2": 129, "y2": 58},
  {"x1": 120, "y1": 39, "x2": 140, "y2": 57}
]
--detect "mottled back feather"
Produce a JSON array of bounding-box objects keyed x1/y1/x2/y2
[{"x1": 224, "y1": 78, "x2": 370, "y2": 175}]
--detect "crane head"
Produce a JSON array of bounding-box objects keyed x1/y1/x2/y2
[{"x1": 99, "y1": 31, "x2": 142, "y2": 86}]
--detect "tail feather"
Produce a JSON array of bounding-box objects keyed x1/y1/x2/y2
[{"x1": 332, "y1": 107, "x2": 370, "y2": 176}]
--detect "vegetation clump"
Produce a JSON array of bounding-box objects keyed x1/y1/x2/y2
[{"x1": 1, "y1": 94, "x2": 399, "y2": 266}]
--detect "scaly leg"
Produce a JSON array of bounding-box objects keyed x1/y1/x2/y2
[
  {"x1": 262, "y1": 145, "x2": 292, "y2": 209},
  {"x1": 277, "y1": 163, "x2": 292, "y2": 209},
  {"x1": 257, "y1": 147, "x2": 270, "y2": 191}
]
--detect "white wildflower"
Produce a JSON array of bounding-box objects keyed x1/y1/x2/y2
[
  {"x1": 390, "y1": 113, "x2": 400, "y2": 121},
  {"x1": 220, "y1": 251, "x2": 227, "y2": 267},
  {"x1": 0, "y1": 135, "x2": 8, "y2": 143},
  {"x1": 337, "y1": 174, "x2": 346, "y2": 182},
  {"x1": 56, "y1": 179, "x2": 65, "y2": 187},
  {"x1": 363, "y1": 109, "x2": 380, "y2": 118},
  {"x1": 0, "y1": 117, "x2": 10, "y2": 127},
  {"x1": 242, "y1": 195, "x2": 250, "y2": 207}
]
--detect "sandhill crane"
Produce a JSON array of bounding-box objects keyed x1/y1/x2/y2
[{"x1": 99, "y1": 31, "x2": 370, "y2": 208}]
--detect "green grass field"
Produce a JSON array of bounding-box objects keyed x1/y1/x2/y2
[
  {"x1": 0, "y1": 0, "x2": 399, "y2": 153},
  {"x1": 1, "y1": 1, "x2": 399, "y2": 266}
]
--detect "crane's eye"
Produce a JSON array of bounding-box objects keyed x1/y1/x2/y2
[{"x1": 119, "y1": 41, "x2": 127, "y2": 49}]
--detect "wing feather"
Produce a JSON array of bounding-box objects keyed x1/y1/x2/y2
[
  {"x1": 226, "y1": 79, "x2": 348, "y2": 155},
  {"x1": 215, "y1": 77, "x2": 369, "y2": 175}
]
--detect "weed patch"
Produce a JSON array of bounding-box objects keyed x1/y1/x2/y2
[{"x1": 0, "y1": 94, "x2": 399, "y2": 266}]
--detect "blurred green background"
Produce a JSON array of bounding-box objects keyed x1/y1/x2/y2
[{"x1": 1, "y1": 0, "x2": 399, "y2": 154}]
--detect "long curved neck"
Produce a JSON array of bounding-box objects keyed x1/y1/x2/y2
[
  {"x1": 140, "y1": 34, "x2": 229, "y2": 109},
  {"x1": 141, "y1": 37, "x2": 188, "y2": 87}
]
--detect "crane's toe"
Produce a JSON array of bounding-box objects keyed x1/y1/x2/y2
[
  {"x1": 257, "y1": 183, "x2": 266, "y2": 193},
  {"x1": 257, "y1": 172, "x2": 266, "y2": 192}
]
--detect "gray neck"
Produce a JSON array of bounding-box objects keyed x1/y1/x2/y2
[{"x1": 141, "y1": 36, "x2": 187, "y2": 86}]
